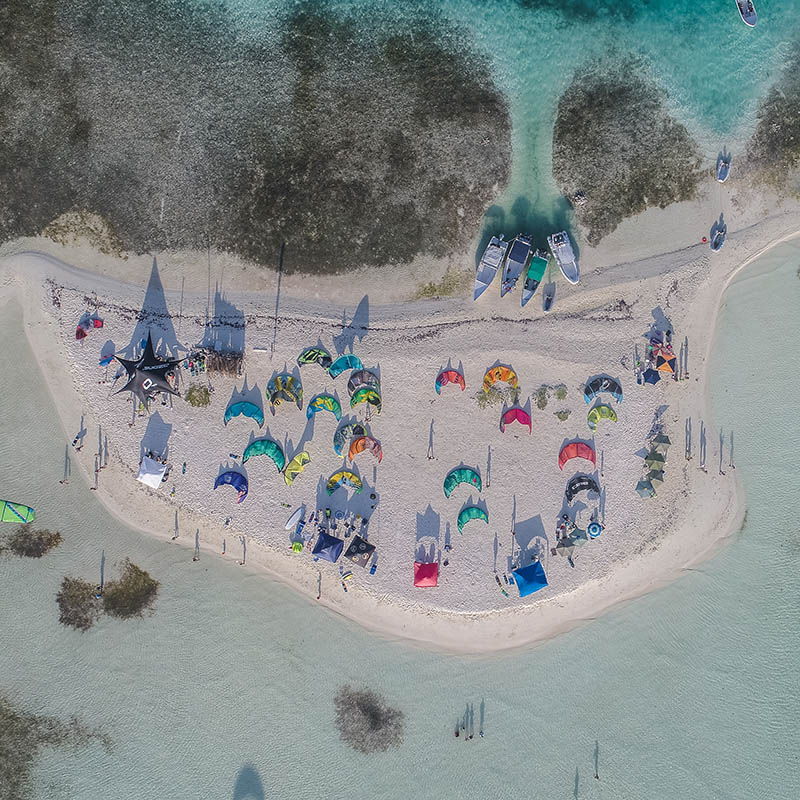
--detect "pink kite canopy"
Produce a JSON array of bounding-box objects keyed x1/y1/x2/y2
[
  {"x1": 435, "y1": 368, "x2": 466, "y2": 394},
  {"x1": 414, "y1": 561, "x2": 439, "y2": 587},
  {"x1": 558, "y1": 441, "x2": 596, "y2": 470},
  {"x1": 500, "y1": 407, "x2": 531, "y2": 433}
]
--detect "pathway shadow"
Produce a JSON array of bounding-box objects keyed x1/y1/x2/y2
[
  {"x1": 333, "y1": 294, "x2": 369, "y2": 354},
  {"x1": 233, "y1": 764, "x2": 264, "y2": 800},
  {"x1": 140, "y1": 412, "x2": 172, "y2": 460},
  {"x1": 510, "y1": 514, "x2": 547, "y2": 570},
  {"x1": 203, "y1": 285, "x2": 245, "y2": 353},
  {"x1": 416, "y1": 505, "x2": 441, "y2": 542},
  {"x1": 126, "y1": 257, "x2": 182, "y2": 358}
]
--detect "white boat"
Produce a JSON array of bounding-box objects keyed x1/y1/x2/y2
[
  {"x1": 500, "y1": 234, "x2": 532, "y2": 297},
  {"x1": 547, "y1": 231, "x2": 579, "y2": 284},
  {"x1": 716, "y1": 154, "x2": 731, "y2": 183},
  {"x1": 735, "y1": 0, "x2": 757, "y2": 26},
  {"x1": 521, "y1": 250, "x2": 548, "y2": 307},
  {"x1": 474, "y1": 235, "x2": 508, "y2": 300}
]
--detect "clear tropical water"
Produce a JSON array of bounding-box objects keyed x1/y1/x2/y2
[{"x1": 2, "y1": 242, "x2": 799, "y2": 798}]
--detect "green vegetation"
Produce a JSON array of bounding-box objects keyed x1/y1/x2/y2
[
  {"x1": 474, "y1": 385, "x2": 520, "y2": 410},
  {"x1": 101, "y1": 559, "x2": 159, "y2": 620},
  {"x1": 0, "y1": 694, "x2": 111, "y2": 800},
  {"x1": 3, "y1": 527, "x2": 62, "y2": 558},
  {"x1": 414, "y1": 267, "x2": 471, "y2": 299},
  {"x1": 334, "y1": 685, "x2": 405, "y2": 753},
  {"x1": 56, "y1": 577, "x2": 101, "y2": 632},
  {"x1": 553, "y1": 57, "x2": 704, "y2": 244},
  {"x1": 535, "y1": 385, "x2": 550, "y2": 410},
  {"x1": 554, "y1": 410, "x2": 572, "y2": 422},
  {"x1": 554, "y1": 384, "x2": 568, "y2": 401},
  {"x1": 185, "y1": 384, "x2": 211, "y2": 407}
]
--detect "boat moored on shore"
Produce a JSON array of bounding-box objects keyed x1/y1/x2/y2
[
  {"x1": 474, "y1": 235, "x2": 508, "y2": 300},
  {"x1": 547, "y1": 231, "x2": 579, "y2": 284},
  {"x1": 501, "y1": 235, "x2": 532, "y2": 297},
  {"x1": 521, "y1": 250, "x2": 548, "y2": 307}
]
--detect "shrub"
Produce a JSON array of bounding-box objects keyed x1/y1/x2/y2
[
  {"x1": 101, "y1": 559, "x2": 159, "y2": 619},
  {"x1": 185, "y1": 385, "x2": 211, "y2": 407},
  {"x1": 554, "y1": 384, "x2": 568, "y2": 401},
  {"x1": 56, "y1": 577, "x2": 101, "y2": 632},
  {"x1": 535, "y1": 385, "x2": 550, "y2": 410},
  {"x1": 334, "y1": 685, "x2": 404, "y2": 753},
  {"x1": 5, "y1": 528, "x2": 62, "y2": 558},
  {"x1": 554, "y1": 410, "x2": 571, "y2": 422}
]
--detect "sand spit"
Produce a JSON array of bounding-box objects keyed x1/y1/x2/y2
[{"x1": 2, "y1": 209, "x2": 798, "y2": 653}]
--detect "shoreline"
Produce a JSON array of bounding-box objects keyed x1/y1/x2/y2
[{"x1": 2, "y1": 219, "x2": 794, "y2": 654}]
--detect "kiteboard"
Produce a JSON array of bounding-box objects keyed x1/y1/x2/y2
[
  {"x1": 284, "y1": 506, "x2": 304, "y2": 530},
  {"x1": 1, "y1": 500, "x2": 35, "y2": 524}
]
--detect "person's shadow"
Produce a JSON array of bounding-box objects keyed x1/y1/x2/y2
[{"x1": 233, "y1": 764, "x2": 264, "y2": 800}]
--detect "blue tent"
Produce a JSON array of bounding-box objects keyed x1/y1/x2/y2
[
  {"x1": 312, "y1": 531, "x2": 344, "y2": 564},
  {"x1": 512, "y1": 561, "x2": 548, "y2": 598}
]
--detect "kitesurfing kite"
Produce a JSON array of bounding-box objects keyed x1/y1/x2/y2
[
  {"x1": 283, "y1": 451, "x2": 311, "y2": 487},
  {"x1": 347, "y1": 369, "x2": 380, "y2": 397},
  {"x1": 351, "y1": 386, "x2": 381, "y2": 414},
  {"x1": 558, "y1": 441, "x2": 597, "y2": 470},
  {"x1": 297, "y1": 346, "x2": 332, "y2": 370},
  {"x1": 583, "y1": 376, "x2": 623, "y2": 405},
  {"x1": 333, "y1": 422, "x2": 368, "y2": 456},
  {"x1": 483, "y1": 365, "x2": 519, "y2": 394},
  {"x1": 329, "y1": 354, "x2": 362, "y2": 378},
  {"x1": 435, "y1": 368, "x2": 465, "y2": 394},
  {"x1": 267, "y1": 373, "x2": 303, "y2": 411},
  {"x1": 224, "y1": 400, "x2": 265, "y2": 428},
  {"x1": 326, "y1": 470, "x2": 363, "y2": 495},
  {"x1": 1, "y1": 500, "x2": 35, "y2": 524},
  {"x1": 306, "y1": 393, "x2": 342, "y2": 421},
  {"x1": 457, "y1": 505, "x2": 488, "y2": 533},
  {"x1": 500, "y1": 407, "x2": 532, "y2": 433},
  {"x1": 242, "y1": 437, "x2": 285, "y2": 471},
  {"x1": 214, "y1": 471, "x2": 248, "y2": 503},
  {"x1": 587, "y1": 403, "x2": 617, "y2": 431},
  {"x1": 565, "y1": 475, "x2": 600, "y2": 503},
  {"x1": 348, "y1": 435, "x2": 383, "y2": 463},
  {"x1": 443, "y1": 466, "x2": 482, "y2": 498}
]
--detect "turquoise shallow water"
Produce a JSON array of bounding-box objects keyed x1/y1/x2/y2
[{"x1": 2, "y1": 242, "x2": 800, "y2": 798}]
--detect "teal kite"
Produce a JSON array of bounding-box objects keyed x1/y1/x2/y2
[
  {"x1": 307, "y1": 393, "x2": 342, "y2": 421},
  {"x1": 443, "y1": 467, "x2": 482, "y2": 498},
  {"x1": 242, "y1": 437, "x2": 286, "y2": 471},
  {"x1": 329, "y1": 354, "x2": 362, "y2": 378},
  {"x1": 457, "y1": 505, "x2": 489, "y2": 533},
  {"x1": 224, "y1": 400, "x2": 264, "y2": 428}
]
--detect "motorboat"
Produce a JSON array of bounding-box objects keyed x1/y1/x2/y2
[
  {"x1": 547, "y1": 231, "x2": 579, "y2": 284},
  {"x1": 717, "y1": 153, "x2": 731, "y2": 183},
  {"x1": 710, "y1": 226, "x2": 726, "y2": 252},
  {"x1": 735, "y1": 0, "x2": 757, "y2": 27},
  {"x1": 500, "y1": 234, "x2": 532, "y2": 297},
  {"x1": 474, "y1": 235, "x2": 508, "y2": 300},
  {"x1": 521, "y1": 250, "x2": 548, "y2": 307}
]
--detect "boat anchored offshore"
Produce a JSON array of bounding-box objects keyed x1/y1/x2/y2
[
  {"x1": 547, "y1": 231, "x2": 579, "y2": 284},
  {"x1": 501, "y1": 234, "x2": 532, "y2": 297},
  {"x1": 521, "y1": 250, "x2": 548, "y2": 307},
  {"x1": 474, "y1": 235, "x2": 508, "y2": 300},
  {"x1": 735, "y1": 0, "x2": 757, "y2": 26}
]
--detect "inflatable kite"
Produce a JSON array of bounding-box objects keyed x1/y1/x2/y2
[
  {"x1": 500, "y1": 407, "x2": 532, "y2": 433},
  {"x1": 457, "y1": 505, "x2": 488, "y2": 533},
  {"x1": 558, "y1": 441, "x2": 596, "y2": 470},
  {"x1": 329, "y1": 354, "x2": 362, "y2": 378},
  {"x1": 297, "y1": 346, "x2": 332, "y2": 370},
  {"x1": 350, "y1": 386, "x2": 381, "y2": 414},
  {"x1": 214, "y1": 470, "x2": 248, "y2": 503},
  {"x1": 224, "y1": 400, "x2": 264, "y2": 428},
  {"x1": 306, "y1": 393, "x2": 342, "y2": 421},
  {"x1": 349, "y1": 435, "x2": 383, "y2": 463},
  {"x1": 242, "y1": 437, "x2": 286, "y2": 471},
  {"x1": 1, "y1": 500, "x2": 35, "y2": 524},
  {"x1": 443, "y1": 467, "x2": 482, "y2": 498},
  {"x1": 347, "y1": 369, "x2": 380, "y2": 397},
  {"x1": 326, "y1": 470, "x2": 363, "y2": 495},
  {"x1": 435, "y1": 368, "x2": 465, "y2": 394},
  {"x1": 565, "y1": 475, "x2": 600, "y2": 503},
  {"x1": 283, "y1": 451, "x2": 311, "y2": 487},
  {"x1": 333, "y1": 422, "x2": 368, "y2": 456},
  {"x1": 583, "y1": 376, "x2": 623, "y2": 405},
  {"x1": 483, "y1": 365, "x2": 519, "y2": 394},
  {"x1": 267, "y1": 373, "x2": 303, "y2": 411},
  {"x1": 587, "y1": 403, "x2": 617, "y2": 431}
]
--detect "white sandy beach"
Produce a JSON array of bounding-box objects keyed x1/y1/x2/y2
[{"x1": 2, "y1": 178, "x2": 796, "y2": 654}]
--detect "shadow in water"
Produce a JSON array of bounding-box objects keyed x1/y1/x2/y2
[{"x1": 233, "y1": 764, "x2": 264, "y2": 800}]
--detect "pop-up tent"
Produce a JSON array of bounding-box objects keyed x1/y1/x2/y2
[
  {"x1": 312, "y1": 531, "x2": 344, "y2": 563},
  {"x1": 136, "y1": 456, "x2": 167, "y2": 489},
  {"x1": 343, "y1": 536, "x2": 376, "y2": 568},
  {"x1": 512, "y1": 561, "x2": 548, "y2": 597},
  {"x1": 414, "y1": 561, "x2": 439, "y2": 587}
]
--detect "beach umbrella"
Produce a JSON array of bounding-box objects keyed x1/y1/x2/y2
[
  {"x1": 644, "y1": 451, "x2": 666, "y2": 469},
  {"x1": 636, "y1": 479, "x2": 656, "y2": 498},
  {"x1": 652, "y1": 433, "x2": 671, "y2": 451},
  {"x1": 587, "y1": 521, "x2": 603, "y2": 539},
  {"x1": 642, "y1": 369, "x2": 660, "y2": 385},
  {"x1": 556, "y1": 539, "x2": 575, "y2": 557},
  {"x1": 656, "y1": 354, "x2": 676, "y2": 373},
  {"x1": 647, "y1": 470, "x2": 665, "y2": 487}
]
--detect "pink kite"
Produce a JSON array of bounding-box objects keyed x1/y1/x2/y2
[
  {"x1": 435, "y1": 368, "x2": 466, "y2": 394},
  {"x1": 558, "y1": 441, "x2": 596, "y2": 470},
  {"x1": 414, "y1": 561, "x2": 439, "y2": 587},
  {"x1": 500, "y1": 407, "x2": 532, "y2": 433}
]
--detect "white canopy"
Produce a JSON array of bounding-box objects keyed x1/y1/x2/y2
[{"x1": 137, "y1": 456, "x2": 167, "y2": 489}]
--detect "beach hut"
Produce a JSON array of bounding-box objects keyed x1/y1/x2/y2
[
  {"x1": 312, "y1": 532, "x2": 344, "y2": 563},
  {"x1": 136, "y1": 456, "x2": 167, "y2": 489},
  {"x1": 512, "y1": 562, "x2": 548, "y2": 597},
  {"x1": 414, "y1": 561, "x2": 439, "y2": 587}
]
